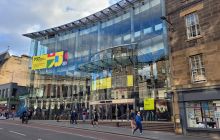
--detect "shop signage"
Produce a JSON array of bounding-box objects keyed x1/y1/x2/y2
[
  {"x1": 99, "y1": 100, "x2": 112, "y2": 104},
  {"x1": 144, "y1": 98, "x2": 155, "y2": 110},
  {"x1": 214, "y1": 111, "x2": 220, "y2": 118},
  {"x1": 32, "y1": 51, "x2": 68, "y2": 70}
]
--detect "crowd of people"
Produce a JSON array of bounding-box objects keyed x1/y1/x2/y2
[
  {"x1": 0, "y1": 110, "x2": 16, "y2": 120},
  {"x1": 1, "y1": 107, "x2": 144, "y2": 135},
  {"x1": 67, "y1": 109, "x2": 143, "y2": 135}
]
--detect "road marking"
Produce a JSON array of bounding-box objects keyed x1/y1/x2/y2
[
  {"x1": 9, "y1": 131, "x2": 26, "y2": 136},
  {"x1": 1, "y1": 122, "x2": 97, "y2": 140},
  {"x1": 0, "y1": 128, "x2": 3, "y2": 130}
]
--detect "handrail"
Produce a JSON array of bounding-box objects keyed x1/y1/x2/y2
[{"x1": 117, "y1": 113, "x2": 129, "y2": 122}]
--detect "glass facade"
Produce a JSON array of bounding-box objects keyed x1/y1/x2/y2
[{"x1": 27, "y1": 0, "x2": 171, "y2": 120}]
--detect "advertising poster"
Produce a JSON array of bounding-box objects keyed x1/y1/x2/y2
[
  {"x1": 156, "y1": 99, "x2": 170, "y2": 120},
  {"x1": 32, "y1": 51, "x2": 68, "y2": 70},
  {"x1": 32, "y1": 54, "x2": 47, "y2": 70},
  {"x1": 127, "y1": 75, "x2": 133, "y2": 87},
  {"x1": 92, "y1": 77, "x2": 112, "y2": 91},
  {"x1": 144, "y1": 98, "x2": 155, "y2": 110}
]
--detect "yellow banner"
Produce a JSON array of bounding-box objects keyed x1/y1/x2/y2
[
  {"x1": 92, "y1": 77, "x2": 112, "y2": 91},
  {"x1": 92, "y1": 81, "x2": 96, "y2": 91},
  {"x1": 32, "y1": 51, "x2": 67, "y2": 70},
  {"x1": 144, "y1": 98, "x2": 155, "y2": 110},
  {"x1": 106, "y1": 77, "x2": 111, "y2": 89},
  {"x1": 127, "y1": 75, "x2": 133, "y2": 87},
  {"x1": 32, "y1": 55, "x2": 47, "y2": 70}
]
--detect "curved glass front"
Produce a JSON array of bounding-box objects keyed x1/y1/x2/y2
[{"x1": 28, "y1": 0, "x2": 172, "y2": 121}]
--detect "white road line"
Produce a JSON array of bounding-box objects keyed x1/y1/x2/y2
[
  {"x1": 4, "y1": 123, "x2": 97, "y2": 140},
  {"x1": 9, "y1": 131, "x2": 26, "y2": 136},
  {"x1": 0, "y1": 128, "x2": 3, "y2": 130}
]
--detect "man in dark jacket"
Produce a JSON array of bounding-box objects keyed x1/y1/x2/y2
[
  {"x1": 133, "y1": 111, "x2": 142, "y2": 135},
  {"x1": 71, "y1": 110, "x2": 78, "y2": 124}
]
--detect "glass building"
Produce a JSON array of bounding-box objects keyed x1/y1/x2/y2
[{"x1": 24, "y1": 0, "x2": 171, "y2": 121}]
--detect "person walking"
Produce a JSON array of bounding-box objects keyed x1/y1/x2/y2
[
  {"x1": 130, "y1": 110, "x2": 136, "y2": 133},
  {"x1": 71, "y1": 110, "x2": 78, "y2": 125},
  {"x1": 56, "y1": 112, "x2": 60, "y2": 122},
  {"x1": 91, "y1": 110, "x2": 98, "y2": 127},
  {"x1": 82, "y1": 108, "x2": 87, "y2": 123},
  {"x1": 133, "y1": 111, "x2": 143, "y2": 135}
]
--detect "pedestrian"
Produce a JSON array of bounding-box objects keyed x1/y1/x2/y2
[
  {"x1": 56, "y1": 112, "x2": 60, "y2": 122},
  {"x1": 12, "y1": 111, "x2": 15, "y2": 120},
  {"x1": 130, "y1": 110, "x2": 136, "y2": 133},
  {"x1": 91, "y1": 110, "x2": 98, "y2": 127},
  {"x1": 133, "y1": 111, "x2": 143, "y2": 135},
  {"x1": 71, "y1": 110, "x2": 78, "y2": 125},
  {"x1": 82, "y1": 110, "x2": 86, "y2": 123}
]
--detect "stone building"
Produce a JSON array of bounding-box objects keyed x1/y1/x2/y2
[
  {"x1": 0, "y1": 51, "x2": 30, "y2": 86},
  {"x1": 0, "y1": 51, "x2": 30, "y2": 112},
  {"x1": 166, "y1": 0, "x2": 220, "y2": 136}
]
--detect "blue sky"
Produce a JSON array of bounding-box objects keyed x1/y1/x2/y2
[{"x1": 0, "y1": 0, "x2": 120, "y2": 56}]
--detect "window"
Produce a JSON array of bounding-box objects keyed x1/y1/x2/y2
[
  {"x1": 6, "y1": 89, "x2": 8, "y2": 98},
  {"x1": 155, "y1": 23, "x2": 163, "y2": 31},
  {"x1": 189, "y1": 54, "x2": 206, "y2": 83},
  {"x1": 2, "y1": 89, "x2": 5, "y2": 98},
  {"x1": 186, "y1": 101, "x2": 220, "y2": 129},
  {"x1": 185, "y1": 12, "x2": 201, "y2": 39},
  {"x1": 144, "y1": 27, "x2": 152, "y2": 35},
  {"x1": 151, "y1": 0, "x2": 160, "y2": 7}
]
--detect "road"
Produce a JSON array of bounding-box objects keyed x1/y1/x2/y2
[{"x1": 0, "y1": 120, "x2": 148, "y2": 140}]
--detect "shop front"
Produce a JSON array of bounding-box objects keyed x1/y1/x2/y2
[
  {"x1": 178, "y1": 87, "x2": 220, "y2": 135},
  {"x1": 90, "y1": 99, "x2": 135, "y2": 120}
]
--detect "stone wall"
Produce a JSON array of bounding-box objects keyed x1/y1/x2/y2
[
  {"x1": 166, "y1": 0, "x2": 220, "y2": 88},
  {"x1": 0, "y1": 55, "x2": 30, "y2": 86}
]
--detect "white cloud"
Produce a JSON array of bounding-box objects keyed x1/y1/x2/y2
[
  {"x1": 26, "y1": 24, "x2": 41, "y2": 33},
  {"x1": 0, "y1": 0, "x2": 121, "y2": 55}
]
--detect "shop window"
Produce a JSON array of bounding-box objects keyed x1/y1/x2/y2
[
  {"x1": 186, "y1": 101, "x2": 220, "y2": 129},
  {"x1": 189, "y1": 54, "x2": 206, "y2": 83},
  {"x1": 185, "y1": 12, "x2": 201, "y2": 39}
]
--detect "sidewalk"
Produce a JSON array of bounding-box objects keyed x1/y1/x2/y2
[{"x1": 30, "y1": 120, "x2": 216, "y2": 140}]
